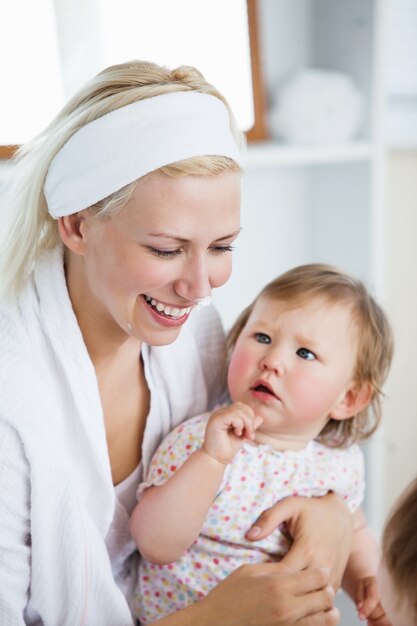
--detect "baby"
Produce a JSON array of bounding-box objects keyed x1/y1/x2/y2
[
  {"x1": 378, "y1": 476, "x2": 417, "y2": 626},
  {"x1": 130, "y1": 263, "x2": 394, "y2": 624}
]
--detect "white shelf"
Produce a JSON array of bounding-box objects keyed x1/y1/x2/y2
[{"x1": 244, "y1": 140, "x2": 374, "y2": 169}]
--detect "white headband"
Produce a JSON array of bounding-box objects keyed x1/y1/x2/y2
[{"x1": 44, "y1": 91, "x2": 243, "y2": 218}]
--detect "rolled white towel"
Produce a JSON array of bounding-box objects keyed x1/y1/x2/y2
[{"x1": 270, "y1": 68, "x2": 363, "y2": 144}]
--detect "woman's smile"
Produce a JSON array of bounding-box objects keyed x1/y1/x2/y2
[
  {"x1": 142, "y1": 294, "x2": 193, "y2": 319},
  {"x1": 141, "y1": 294, "x2": 193, "y2": 327}
]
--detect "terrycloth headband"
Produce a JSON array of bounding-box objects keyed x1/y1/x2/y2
[{"x1": 44, "y1": 91, "x2": 243, "y2": 218}]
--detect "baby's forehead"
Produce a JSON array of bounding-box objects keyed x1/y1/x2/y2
[
  {"x1": 253, "y1": 292, "x2": 351, "y2": 316},
  {"x1": 245, "y1": 293, "x2": 359, "y2": 340}
]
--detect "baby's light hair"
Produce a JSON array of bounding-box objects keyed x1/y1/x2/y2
[
  {"x1": 382, "y1": 477, "x2": 417, "y2": 621},
  {"x1": 226, "y1": 263, "x2": 394, "y2": 448},
  {"x1": 0, "y1": 60, "x2": 244, "y2": 300}
]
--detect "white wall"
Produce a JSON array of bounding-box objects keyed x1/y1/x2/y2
[{"x1": 382, "y1": 150, "x2": 417, "y2": 517}]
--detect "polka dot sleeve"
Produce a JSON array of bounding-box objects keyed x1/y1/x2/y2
[
  {"x1": 136, "y1": 414, "x2": 209, "y2": 501},
  {"x1": 334, "y1": 443, "x2": 365, "y2": 513}
]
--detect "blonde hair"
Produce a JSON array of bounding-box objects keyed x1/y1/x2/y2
[
  {"x1": 382, "y1": 477, "x2": 417, "y2": 621},
  {"x1": 0, "y1": 60, "x2": 244, "y2": 300},
  {"x1": 226, "y1": 263, "x2": 394, "y2": 448}
]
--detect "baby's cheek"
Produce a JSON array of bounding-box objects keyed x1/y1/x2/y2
[
  {"x1": 227, "y1": 350, "x2": 253, "y2": 398},
  {"x1": 292, "y1": 378, "x2": 330, "y2": 420}
]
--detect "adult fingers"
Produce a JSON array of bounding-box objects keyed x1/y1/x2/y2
[
  {"x1": 263, "y1": 566, "x2": 336, "y2": 624},
  {"x1": 297, "y1": 607, "x2": 340, "y2": 626},
  {"x1": 243, "y1": 564, "x2": 336, "y2": 625},
  {"x1": 290, "y1": 567, "x2": 332, "y2": 596},
  {"x1": 246, "y1": 496, "x2": 301, "y2": 541},
  {"x1": 287, "y1": 582, "x2": 336, "y2": 624},
  {"x1": 282, "y1": 495, "x2": 353, "y2": 588},
  {"x1": 279, "y1": 536, "x2": 316, "y2": 573}
]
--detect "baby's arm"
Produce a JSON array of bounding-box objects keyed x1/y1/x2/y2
[
  {"x1": 130, "y1": 403, "x2": 262, "y2": 564},
  {"x1": 342, "y1": 509, "x2": 391, "y2": 625}
]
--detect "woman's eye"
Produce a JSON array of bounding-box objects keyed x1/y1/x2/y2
[
  {"x1": 210, "y1": 245, "x2": 235, "y2": 255},
  {"x1": 297, "y1": 347, "x2": 316, "y2": 361},
  {"x1": 254, "y1": 332, "x2": 271, "y2": 344},
  {"x1": 149, "y1": 248, "x2": 182, "y2": 258}
]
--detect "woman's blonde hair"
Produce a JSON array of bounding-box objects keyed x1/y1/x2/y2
[
  {"x1": 382, "y1": 477, "x2": 417, "y2": 621},
  {"x1": 226, "y1": 263, "x2": 394, "y2": 448},
  {"x1": 0, "y1": 60, "x2": 244, "y2": 300}
]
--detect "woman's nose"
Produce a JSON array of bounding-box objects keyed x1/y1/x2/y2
[{"x1": 174, "y1": 256, "x2": 212, "y2": 303}]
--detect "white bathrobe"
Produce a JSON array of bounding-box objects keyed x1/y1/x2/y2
[{"x1": 0, "y1": 245, "x2": 226, "y2": 626}]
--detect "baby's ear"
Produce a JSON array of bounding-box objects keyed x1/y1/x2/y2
[{"x1": 330, "y1": 382, "x2": 373, "y2": 421}]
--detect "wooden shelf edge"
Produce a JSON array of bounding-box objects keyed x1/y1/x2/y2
[{"x1": 0, "y1": 145, "x2": 18, "y2": 160}]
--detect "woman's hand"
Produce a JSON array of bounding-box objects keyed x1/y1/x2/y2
[
  {"x1": 153, "y1": 563, "x2": 339, "y2": 626},
  {"x1": 196, "y1": 562, "x2": 339, "y2": 626},
  {"x1": 245, "y1": 492, "x2": 354, "y2": 589}
]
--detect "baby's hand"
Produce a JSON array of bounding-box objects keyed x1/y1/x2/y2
[
  {"x1": 202, "y1": 402, "x2": 263, "y2": 465},
  {"x1": 356, "y1": 576, "x2": 392, "y2": 625}
]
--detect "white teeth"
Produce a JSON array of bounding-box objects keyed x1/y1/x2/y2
[{"x1": 144, "y1": 295, "x2": 191, "y2": 318}]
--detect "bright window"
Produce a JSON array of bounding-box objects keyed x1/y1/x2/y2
[
  {"x1": 0, "y1": 0, "x2": 63, "y2": 145},
  {"x1": 96, "y1": 0, "x2": 254, "y2": 132},
  {"x1": 1, "y1": 0, "x2": 255, "y2": 149}
]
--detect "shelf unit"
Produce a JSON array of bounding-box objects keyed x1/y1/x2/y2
[{"x1": 215, "y1": 0, "x2": 385, "y2": 336}]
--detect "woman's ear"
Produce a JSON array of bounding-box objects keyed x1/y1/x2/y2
[
  {"x1": 330, "y1": 382, "x2": 373, "y2": 421},
  {"x1": 57, "y1": 213, "x2": 87, "y2": 255}
]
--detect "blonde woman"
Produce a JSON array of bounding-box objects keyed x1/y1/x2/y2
[{"x1": 0, "y1": 60, "x2": 350, "y2": 625}]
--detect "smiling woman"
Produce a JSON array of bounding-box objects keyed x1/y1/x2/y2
[
  {"x1": 0, "y1": 59, "x2": 245, "y2": 621},
  {"x1": 60, "y1": 171, "x2": 241, "y2": 349}
]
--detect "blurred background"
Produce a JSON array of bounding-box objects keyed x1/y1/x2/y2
[{"x1": 1, "y1": 1, "x2": 416, "y2": 622}]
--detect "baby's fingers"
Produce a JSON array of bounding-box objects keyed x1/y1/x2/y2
[
  {"x1": 229, "y1": 403, "x2": 259, "y2": 440},
  {"x1": 366, "y1": 605, "x2": 392, "y2": 626},
  {"x1": 356, "y1": 577, "x2": 380, "y2": 620},
  {"x1": 253, "y1": 414, "x2": 264, "y2": 431}
]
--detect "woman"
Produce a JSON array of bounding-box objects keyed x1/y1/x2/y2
[{"x1": 0, "y1": 60, "x2": 350, "y2": 625}]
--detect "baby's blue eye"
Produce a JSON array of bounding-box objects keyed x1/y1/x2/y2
[
  {"x1": 255, "y1": 333, "x2": 271, "y2": 344},
  {"x1": 297, "y1": 347, "x2": 316, "y2": 361}
]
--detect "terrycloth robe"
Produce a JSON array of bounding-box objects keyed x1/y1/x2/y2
[{"x1": 0, "y1": 245, "x2": 226, "y2": 626}]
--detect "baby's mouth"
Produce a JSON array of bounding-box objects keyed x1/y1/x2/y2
[
  {"x1": 143, "y1": 295, "x2": 192, "y2": 319},
  {"x1": 251, "y1": 381, "x2": 279, "y2": 400}
]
